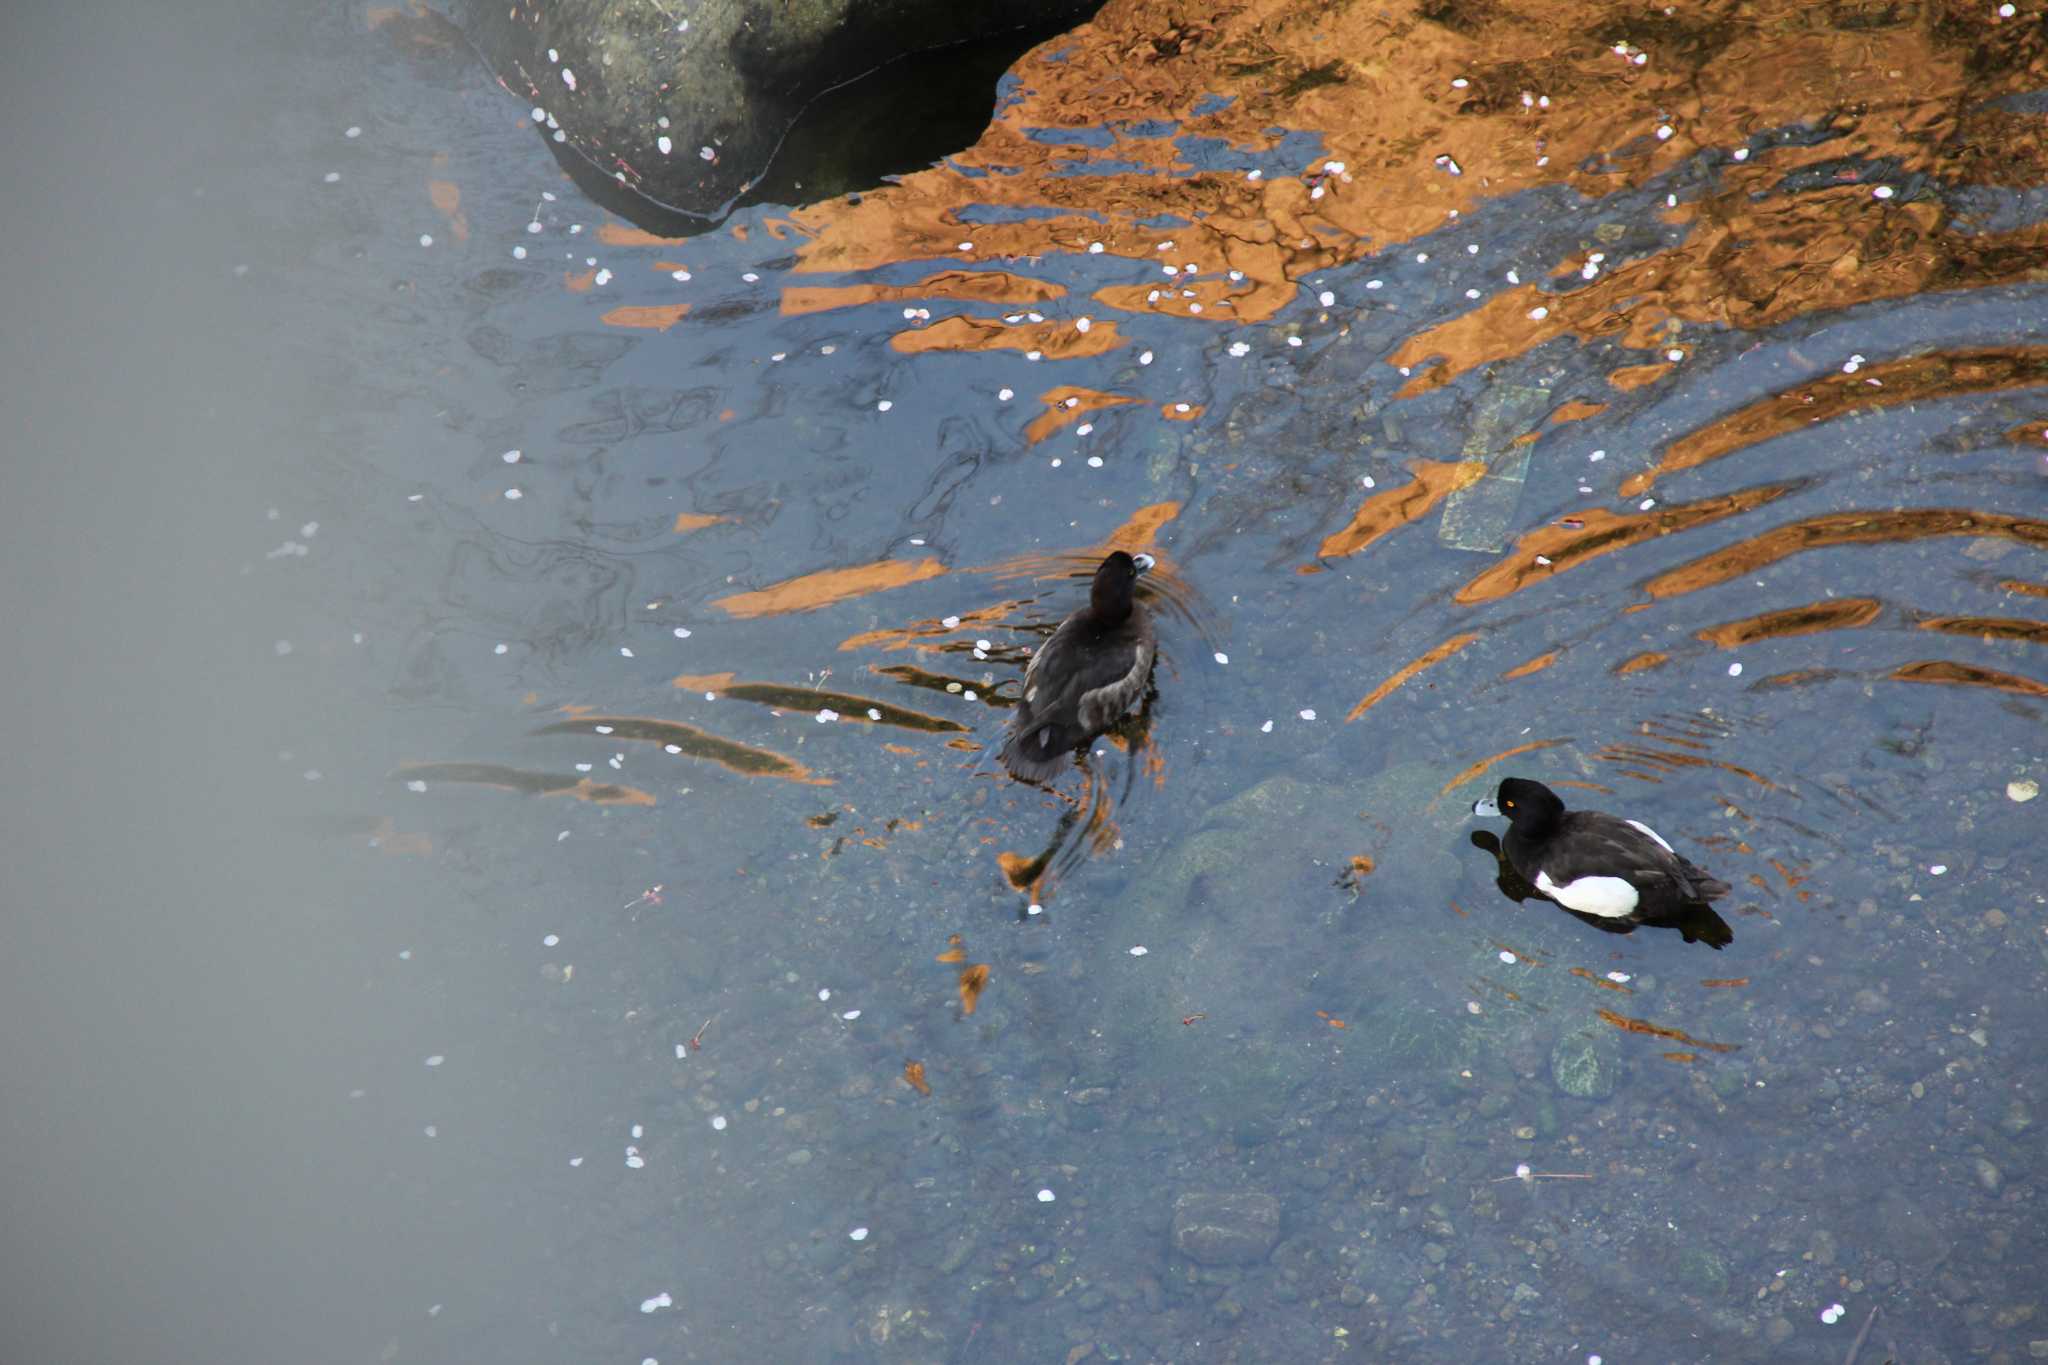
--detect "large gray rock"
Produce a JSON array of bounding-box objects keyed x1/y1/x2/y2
[
  {"x1": 1171, "y1": 1192, "x2": 1280, "y2": 1266},
  {"x1": 458, "y1": 0, "x2": 1095, "y2": 221}
]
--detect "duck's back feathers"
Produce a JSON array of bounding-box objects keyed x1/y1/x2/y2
[
  {"x1": 1477, "y1": 776, "x2": 1732, "y2": 946},
  {"x1": 1518, "y1": 810, "x2": 1730, "y2": 918},
  {"x1": 1000, "y1": 610, "x2": 1155, "y2": 782}
]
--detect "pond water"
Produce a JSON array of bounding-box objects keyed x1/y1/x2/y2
[{"x1": 6, "y1": 2, "x2": 2046, "y2": 1363}]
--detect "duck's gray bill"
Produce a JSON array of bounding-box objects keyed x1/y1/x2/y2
[
  {"x1": 1132, "y1": 552, "x2": 1157, "y2": 572},
  {"x1": 1471, "y1": 797, "x2": 1500, "y2": 818}
]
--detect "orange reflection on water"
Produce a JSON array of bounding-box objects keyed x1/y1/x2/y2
[
  {"x1": 393, "y1": 761, "x2": 655, "y2": 805},
  {"x1": 1613, "y1": 651, "x2": 1669, "y2": 676},
  {"x1": 971, "y1": 505, "x2": 1186, "y2": 590},
  {"x1": 997, "y1": 848, "x2": 1049, "y2": 902},
  {"x1": 1751, "y1": 667, "x2": 1843, "y2": 691},
  {"x1": 426, "y1": 175, "x2": 468, "y2": 244},
  {"x1": 837, "y1": 601, "x2": 1028, "y2": 654},
  {"x1": 596, "y1": 223, "x2": 686, "y2": 248},
  {"x1": 1999, "y1": 580, "x2": 2048, "y2": 600},
  {"x1": 958, "y1": 963, "x2": 991, "y2": 1016},
  {"x1": 1389, "y1": 284, "x2": 1571, "y2": 398},
  {"x1": 1624, "y1": 348, "x2": 2048, "y2": 497},
  {"x1": 1024, "y1": 386, "x2": 1144, "y2": 445},
  {"x1": 673, "y1": 512, "x2": 725, "y2": 533},
  {"x1": 754, "y1": 0, "x2": 2048, "y2": 425},
  {"x1": 534, "y1": 715, "x2": 827, "y2": 784},
  {"x1": 1549, "y1": 400, "x2": 1607, "y2": 426},
  {"x1": 366, "y1": 816, "x2": 433, "y2": 858},
  {"x1": 1346, "y1": 632, "x2": 1480, "y2": 721},
  {"x1": 1694, "y1": 596, "x2": 1883, "y2": 648},
  {"x1": 600, "y1": 303, "x2": 691, "y2": 331},
  {"x1": 1501, "y1": 650, "x2": 1560, "y2": 681},
  {"x1": 870, "y1": 663, "x2": 1010, "y2": 708},
  {"x1": 1093, "y1": 276, "x2": 1266, "y2": 322},
  {"x1": 1594, "y1": 742, "x2": 1778, "y2": 791},
  {"x1": 1916, "y1": 615, "x2": 2048, "y2": 646},
  {"x1": 714, "y1": 557, "x2": 947, "y2": 617},
  {"x1": 781, "y1": 270, "x2": 1064, "y2": 316},
  {"x1": 1643, "y1": 509, "x2": 2048, "y2": 600},
  {"x1": 1454, "y1": 482, "x2": 1800, "y2": 605},
  {"x1": 889, "y1": 315, "x2": 1123, "y2": 358},
  {"x1": 1314, "y1": 459, "x2": 1484, "y2": 561},
  {"x1": 1595, "y1": 1007, "x2": 1740, "y2": 1053},
  {"x1": 664, "y1": 677, "x2": 969, "y2": 733},
  {"x1": 1398, "y1": 199, "x2": 2048, "y2": 398},
  {"x1": 1550, "y1": 779, "x2": 1613, "y2": 795},
  {"x1": 1888, "y1": 659, "x2": 2048, "y2": 699},
  {"x1": 672, "y1": 671, "x2": 738, "y2": 693},
  {"x1": 1568, "y1": 967, "x2": 1632, "y2": 995},
  {"x1": 1608, "y1": 362, "x2": 1675, "y2": 392},
  {"x1": 1102, "y1": 501, "x2": 1182, "y2": 555},
  {"x1": 1437, "y1": 739, "x2": 1566, "y2": 797}
]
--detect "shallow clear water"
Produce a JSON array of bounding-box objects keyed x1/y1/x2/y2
[{"x1": 6, "y1": 2, "x2": 2046, "y2": 1363}]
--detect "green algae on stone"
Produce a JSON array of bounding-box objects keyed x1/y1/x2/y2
[
  {"x1": 1551, "y1": 1025, "x2": 1621, "y2": 1099},
  {"x1": 1675, "y1": 1244, "x2": 1731, "y2": 1296}
]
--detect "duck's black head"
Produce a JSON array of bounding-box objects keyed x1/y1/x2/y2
[
  {"x1": 1473, "y1": 776, "x2": 1567, "y2": 836},
  {"x1": 1088, "y1": 550, "x2": 1154, "y2": 621}
]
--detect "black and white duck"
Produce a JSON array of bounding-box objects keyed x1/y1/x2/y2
[
  {"x1": 999, "y1": 551, "x2": 1156, "y2": 783},
  {"x1": 1472, "y1": 776, "x2": 1734, "y2": 948}
]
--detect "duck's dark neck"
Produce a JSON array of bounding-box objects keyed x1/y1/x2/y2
[{"x1": 1088, "y1": 585, "x2": 1133, "y2": 623}]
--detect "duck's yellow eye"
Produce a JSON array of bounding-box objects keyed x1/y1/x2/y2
[{"x1": 1503, "y1": 799, "x2": 1516, "y2": 809}]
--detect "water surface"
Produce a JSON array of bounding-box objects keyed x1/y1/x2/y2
[{"x1": 7, "y1": 2, "x2": 2046, "y2": 1362}]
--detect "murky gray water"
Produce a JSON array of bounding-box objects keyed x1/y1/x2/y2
[{"x1": 6, "y1": 2, "x2": 2045, "y2": 1363}]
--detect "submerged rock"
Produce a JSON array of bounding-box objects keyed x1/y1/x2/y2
[
  {"x1": 1675, "y1": 1245, "x2": 1730, "y2": 1296},
  {"x1": 1550, "y1": 1026, "x2": 1620, "y2": 1099},
  {"x1": 1171, "y1": 1191, "x2": 1281, "y2": 1266}
]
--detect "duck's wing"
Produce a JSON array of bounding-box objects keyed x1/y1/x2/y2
[
  {"x1": 1074, "y1": 616, "x2": 1155, "y2": 733},
  {"x1": 1014, "y1": 614, "x2": 1064, "y2": 703},
  {"x1": 1552, "y1": 812, "x2": 1728, "y2": 903},
  {"x1": 999, "y1": 617, "x2": 1154, "y2": 780},
  {"x1": 1015, "y1": 617, "x2": 1153, "y2": 728},
  {"x1": 1000, "y1": 616, "x2": 1095, "y2": 779},
  {"x1": 1009, "y1": 612, "x2": 1082, "y2": 735}
]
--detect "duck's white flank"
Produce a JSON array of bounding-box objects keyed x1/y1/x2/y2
[
  {"x1": 1535, "y1": 870, "x2": 1640, "y2": 917},
  {"x1": 1624, "y1": 819, "x2": 1674, "y2": 853}
]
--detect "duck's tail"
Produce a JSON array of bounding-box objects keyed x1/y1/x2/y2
[{"x1": 999, "y1": 719, "x2": 1080, "y2": 784}]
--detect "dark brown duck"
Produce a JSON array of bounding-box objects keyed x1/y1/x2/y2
[{"x1": 999, "y1": 551, "x2": 1156, "y2": 783}]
